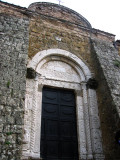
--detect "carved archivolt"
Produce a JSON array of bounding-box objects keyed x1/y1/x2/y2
[{"x1": 22, "y1": 49, "x2": 104, "y2": 160}]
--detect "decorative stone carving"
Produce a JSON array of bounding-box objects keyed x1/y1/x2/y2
[
  {"x1": 87, "y1": 78, "x2": 98, "y2": 89},
  {"x1": 23, "y1": 49, "x2": 104, "y2": 160},
  {"x1": 26, "y1": 68, "x2": 36, "y2": 79},
  {"x1": 23, "y1": 129, "x2": 29, "y2": 144},
  {"x1": 82, "y1": 83, "x2": 93, "y2": 159}
]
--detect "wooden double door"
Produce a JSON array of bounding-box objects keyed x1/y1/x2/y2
[{"x1": 40, "y1": 87, "x2": 79, "y2": 160}]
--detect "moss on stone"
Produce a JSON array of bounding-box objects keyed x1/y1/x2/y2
[{"x1": 113, "y1": 60, "x2": 120, "y2": 68}]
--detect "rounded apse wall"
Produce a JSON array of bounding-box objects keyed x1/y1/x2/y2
[{"x1": 28, "y1": 2, "x2": 92, "y2": 28}]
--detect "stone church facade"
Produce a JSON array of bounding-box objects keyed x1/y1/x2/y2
[{"x1": 0, "y1": 1, "x2": 120, "y2": 160}]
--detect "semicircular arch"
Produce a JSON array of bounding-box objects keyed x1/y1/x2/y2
[{"x1": 28, "y1": 49, "x2": 91, "y2": 81}]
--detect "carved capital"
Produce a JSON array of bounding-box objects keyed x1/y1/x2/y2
[
  {"x1": 26, "y1": 68, "x2": 36, "y2": 79},
  {"x1": 86, "y1": 78, "x2": 98, "y2": 89}
]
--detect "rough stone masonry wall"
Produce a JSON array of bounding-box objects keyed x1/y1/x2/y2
[
  {"x1": 91, "y1": 39, "x2": 120, "y2": 159},
  {"x1": 0, "y1": 13, "x2": 29, "y2": 160},
  {"x1": 29, "y1": 15, "x2": 93, "y2": 69}
]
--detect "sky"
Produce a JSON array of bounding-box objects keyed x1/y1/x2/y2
[{"x1": 1, "y1": 0, "x2": 120, "y2": 40}]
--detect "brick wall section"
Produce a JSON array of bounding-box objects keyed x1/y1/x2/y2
[
  {"x1": 91, "y1": 39, "x2": 120, "y2": 159},
  {"x1": 0, "y1": 13, "x2": 29, "y2": 159}
]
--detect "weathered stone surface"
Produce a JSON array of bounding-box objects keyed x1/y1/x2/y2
[
  {"x1": 0, "y1": 12, "x2": 29, "y2": 160},
  {"x1": 116, "y1": 40, "x2": 120, "y2": 56},
  {"x1": 92, "y1": 39, "x2": 120, "y2": 116},
  {"x1": 91, "y1": 39, "x2": 120, "y2": 159},
  {"x1": 0, "y1": 1, "x2": 120, "y2": 160},
  {"x1": 28, "y1": 2, "x2": 92, "y2": 28}
]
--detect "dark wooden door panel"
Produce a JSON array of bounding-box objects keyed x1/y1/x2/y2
[{"x1": 40, "y1": 87, "x2": 78, "y2": 160}]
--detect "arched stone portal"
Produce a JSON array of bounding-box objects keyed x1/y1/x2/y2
[{"x1": 22, "y1": 49, "x2": 104, "y2": 160}]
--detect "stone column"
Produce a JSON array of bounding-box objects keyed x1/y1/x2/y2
[
  {"x1": 30, "y1": 76, "x2": 42, "y2": 159},
  {"x1": 33, "y1": 84, "x2": 43, "y2": 158},
  {"x1": 81, "y1": 82, "x2": 93, "y2": 159},
  {"x1": 22, "y1": 79, "x2": 34, "y2": 159},
  {"x1": 88, "y1": 89, "x2": 104, "y2": 159},
  {"x1": 76, "y1": 90, "x2": 87, "y2": 160}
]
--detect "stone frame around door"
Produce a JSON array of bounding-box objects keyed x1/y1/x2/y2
[{"x1": 22, "y1": 49, "x2": 104, "y2": 160}]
